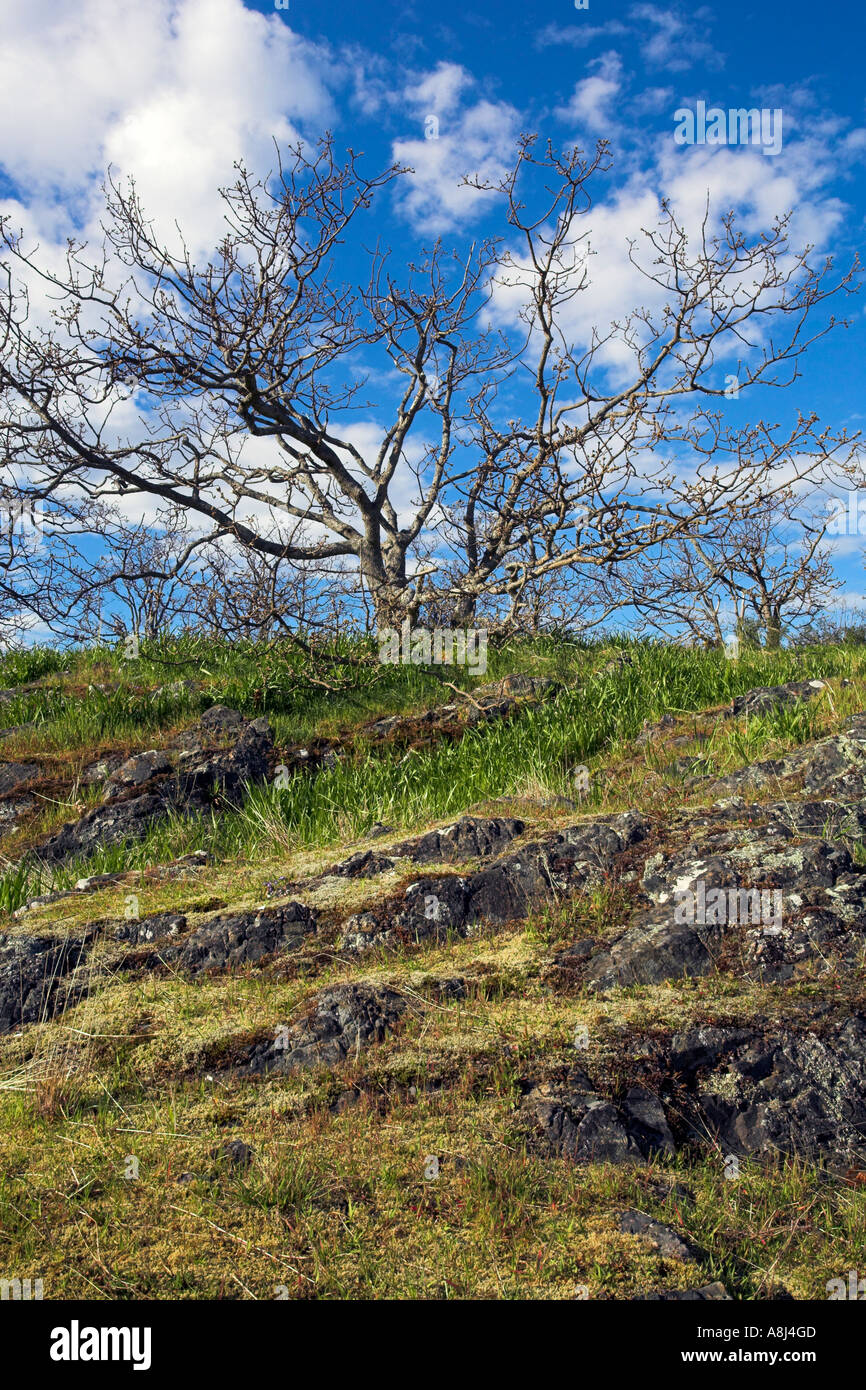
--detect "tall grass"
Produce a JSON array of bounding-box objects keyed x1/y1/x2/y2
[
  {"x1": 0, "y1": 647, "x2": 68, "y2": 686},
  {"x1": 3, "y1": 632, "x2": 550, "y2": 747},
  {"x1": 3, "y1": 638, "x2": 858, "y2": 912}
]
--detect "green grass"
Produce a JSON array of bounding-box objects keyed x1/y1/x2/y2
[
  {"x1": 0, "y1": 646, "x2": 68, "y2": 686},
  {"x1": 3, "y1": 636, "x2": 863, "y2": 912},
  {"x1": 2, "y1": 631, "x2": 535, "y2": 750},
  {"x1": 2, "y1": 635, "x2": 866, "y2": 1300}
]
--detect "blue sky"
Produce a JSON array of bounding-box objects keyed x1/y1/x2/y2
[{"x1": 1, "y1": 0, "x2": 864, "y2": 625}]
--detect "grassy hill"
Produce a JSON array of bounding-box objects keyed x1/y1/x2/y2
[{"x1": 1, "y1": 635, "x2": 865, "y2": 1299}]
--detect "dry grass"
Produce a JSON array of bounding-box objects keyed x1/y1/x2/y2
[{"x1": 2, "y1": 648, "x2": 866, "y2": 1298}]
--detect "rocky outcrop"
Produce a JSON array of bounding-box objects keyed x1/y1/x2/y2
[
  {"x1": 523, "y1": 1015, "x2": 866, "y2": 1168},
  {"x1": 80, "y1": 753, "x2": 126, "y2": 785},
  {"x1": 0, "y1": 761, "x2": 41, "y2": 839},
  {"x1": 112, "y1": 911, "x2": 188, "y2": 945},
  {"x1": 32, "y1": 708, "x2": 274, "y2": 864},
  {"x1": 580, "y1": 813, "x2": 866, "y2": 992},
  {"x1": 328, "y1": 814, "x2": 526, "y2": 880},
  {"x1": 525, "y1": 1072, "x2": 675, "y2": 1165},
  {"x1": 0, "y1": 930, "x2": 93, "y2": 1033},
  {"x1": 34, "y1": 790, "x2": 171, "y2": 865},
  {"x1": 340, "y1": 811, "x2": 648, "y2": 953},
  {"x1": 705, "y1": 710, "x2": 866, "y2": 801},
  {"x1": 727, "y1": 679, "x2": 828, "y2": 719},
  {"x1": 0, "y1": 761, "x2": 40, "y2": 795},
  {"x1": 472, "y1": 674, "x2": 556, "y2": 700},
  {"x1": 244, "y1": 982, "x2": 410, "y2": 1075},
  {"x1": 398, "y1": 815, "x2": 526, "y2": 866},
  {"x1": 0, "y1": 795, "x2": 35, "y2": 838},
  {"x1": 156, "y1": 902, "x2": 318, "y2": 976},
  {"x1": 103, "y1": 749, "x2": 172, "y2": 794}
]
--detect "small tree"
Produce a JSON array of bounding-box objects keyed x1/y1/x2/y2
[{"x1": 624, "y1": 486, "x2": 843, "y2": 648}]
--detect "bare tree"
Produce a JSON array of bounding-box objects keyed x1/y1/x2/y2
[
  {"x1": 0, "y1": 134, "x2": 859, "y2": 637},
  {"x1": 623, "y1": 486, "x2": 843, "y2": 648},
  {"x1": 89, "y1": 510, "x2": 208, "y2": 641},
  {"x1": 186, "y1": 542, "x2": 361, "y2": 643},
  {"x1": 0, "y1": 488, "x2": 111, "y2": 645}
]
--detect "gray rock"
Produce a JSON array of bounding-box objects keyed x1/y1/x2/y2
[
  {"x1": 688, "y1": 1018, "x2": 866, "y2": 1164},
  {"x1": 472, "y1": 674, "x2": 556, "y2": 700},
  {"x1": 113, "y1": 912, "x2": 187, "y2": 944},
  {"x1": 329, "y1": 815, "x2": 526, "y2": 882},
  {"x1": 584, "y1": 816, "x2": 866, "y2": 992},
  {"x1": 707, "y1": 711, "x2": 866, "y2": 801},
  {"x1": 0, "y1": 795, "x2": 34, "y2": 836},
  {"x1": 212, "y1": 1139, "x2": 253, "y2": 1168},
  {"x1": 524, "y1": 1016, "x2": 866, "y2": 1169},
  {"x1": 74, "y1": 872, "x2": 131, "y2": 892},
  {"x1": 0, "y1": 762, "x2": 40, "y2": 795},
  {"x1": 329, "y1": 849, "x2": 397, "y2": 879},
  {"x1": 245, "y1": 982, "x2": 409, "y2": 1075},
  {"x1": 598, "y1": 651, "x2": 634, "y2": 676},
  {"x1": 154, "y1": 679, "x2": 199, "y2": 699},
  {"x1": 525, "y1": 1074, "x2": 675, "y2": 1165},
  {"x1": 80, "y1": 754, "x2": 125, "y2": 785},
  {"x1": 33, "y1": 712, "x2": 274, "y2": 864},
  {"x1": 397, "y1": 815, "x2": 526, "y2": 866},
  {"x1": 361, "y1": 680, "x2": 544, "y2": 745},
  {"x1": 160, "y1": 902, "x2": 317, "y2": 975},
  {"x1": 729, "y1": 680, "x2": 827, "y2": 719},
  {"x1": 33, "y1": 791, "x2": 168, "y2": 866},
  {"x1": 340, "y1": 810, "x2": 648, "y2": 954},
  {"x1": 636, "y1": 713, "x2": 678, "y2": 746},
  {"x1": 0, "y1": 931, "x2": 92, "y2": 1033},
  {"x1": 618, "y1": 1209, "x2": 701, "y2": 1262},
  {"x1": 199, "y1": 704, "x2": 245, "y2": 734},
  {"x1": 103, "y1": 749, "x2": 171, "y2": 798}
]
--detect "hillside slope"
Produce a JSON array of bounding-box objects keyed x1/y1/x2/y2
[{"x1": 1, "y1": 640, "x2": 865, "y2": 1299}]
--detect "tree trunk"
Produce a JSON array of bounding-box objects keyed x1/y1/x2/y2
[
  {"x1": 763, "y1": 605, "x2": 783, "y2": 649},
  {"x1": 359, "y1": 543, "x2": 413, "y2": 631},
  {"x1": 451, "y1": 589, "x2": 479, "y2": 626}
]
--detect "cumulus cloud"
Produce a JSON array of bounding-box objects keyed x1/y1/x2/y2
[
  {"x1": 0, "y1": 0, "x2": 331, "y2": 256},
  {"x1": 524, "y1": 83, "x2": 856, "y2": 388},
  {"x1": 555, "y1": 52, "x2": 623, "y2": 136},
  {"x1": 392, "y1": 62, "x2": 520, "y2": 233}
]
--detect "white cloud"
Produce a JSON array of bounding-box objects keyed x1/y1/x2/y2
[
  {"x1": 629, "y1": 3, "x2": 723, "y2": 72},
  {"x1": 0, "y1": 0, "x2": 331, "y2": 257},
  {"x1": 392, "y1": 62, "x2": 519, "y2": 232},
  {"x1": 488, "y1": 108, "x2": 853, "y2": 392},
  {"x1": 535, "y1": 20, "x2": 628, "y2": 51},
  {"x1": 556, "y1": 52, "x2": 623, "y2": 136}
]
